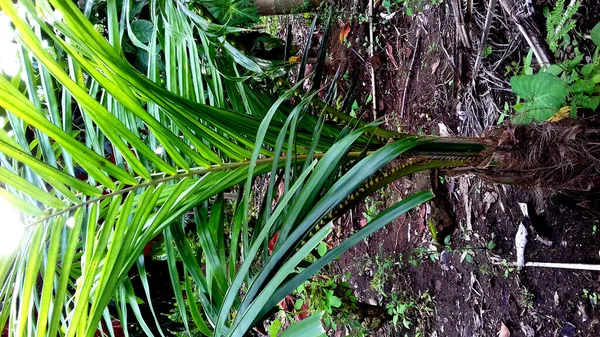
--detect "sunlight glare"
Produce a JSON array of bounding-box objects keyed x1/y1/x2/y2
[
  {"x1": 0, "y1": 196, "x2": 24, "y2": 256},
  {"x1": 66, "y1": 216, "x2": 75, "y2": 228},
  {"x1": 0, "y1": 13, "x2": 20, "y2": 77}
]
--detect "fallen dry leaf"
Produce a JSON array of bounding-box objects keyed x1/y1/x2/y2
[
  {"x1": 430, "y1": 59, "x2": 440, "y2": 74},
  {"x1": 380, "y1": 11, "x2": 397, "y2": 20},
  {"x1": 370, "y1": 54, "x2": 382, "y2": 70},
  {"x1": 438, "y1": 123, "x2": 450, "y2": 136},
  {"x1": 499, "y1": 322, "x2": 511, "y2": 337},
  {"x1": 547, "y1": 106, "x2": 570, "y2": 122},
  {"x1": 386, "y1": 42, "x2": 399, "y2": 68},
  {"x1": 339, "y1": 22, "x2": 351, "y2": 43},
  {"x1": 578, "y1": 301, "x2": 589, "y2": 322},
  {"x1": 520, "y1": 322, "x2": 534, "y2": 337}
]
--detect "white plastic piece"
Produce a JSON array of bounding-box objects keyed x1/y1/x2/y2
[{"x1": 515, "y1": 222, "x2": 528, "y2": 267}]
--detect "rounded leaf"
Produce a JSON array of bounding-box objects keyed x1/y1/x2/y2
[
  {"x1": 130, "y1": 20, "x2": 153, "y2": 43},
  {"x1": 591, "y1": 22, "x2": 600, "y2": 47}
]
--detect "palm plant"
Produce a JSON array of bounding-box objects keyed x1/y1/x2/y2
[{"x1": 0, "y1": 0, "x2": 596, "y2": 336}]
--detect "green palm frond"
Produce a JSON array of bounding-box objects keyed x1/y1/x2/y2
[{"x1": 0, "y1": 1, "x2": 488, "y2": 336}]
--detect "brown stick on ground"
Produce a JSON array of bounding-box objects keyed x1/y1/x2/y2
[
  {"x1": 368, "y1": 0, "x2": 377, "y2": 119},
  {"x1": 400, "y1": 27, "x2": 422, "y2": 119},
  {"x1": 451, "y1": 0, "x2": 472, "y2": 49},
  {"x1": 498, "y1": 0, "x2": 551, "y2": 67},
  {"x1": 472, "y1": 0, "x2": 498, "y2": 80}
]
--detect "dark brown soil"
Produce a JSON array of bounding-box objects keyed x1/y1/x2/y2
[{"x1": 282, "y1": 0, "x2": 600, "y2": 335}]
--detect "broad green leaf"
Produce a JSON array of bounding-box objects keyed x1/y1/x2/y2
[
  {"x1": 545, "y1": 64, "x2": 564, "y2": 76},
  {"x1": 268, "y1": 319, "x2": 281, "y2": 337},
  {"x1": 317, "y1": 242, "x2": 327, "y2": 257},
  {"x1": 130, "y1": 19, "x2": 154, "y2": 43},
  {"x1": 510, "y1": 72, "x2": 569, "y2": 123},
  {"x1": 329, "y1": 295, "x2": 342, "y2": 308},
  {"x1": 591, "y1": 22, "x2": 600, "y2": 47},
  {"x1": 278, "y1": 312, "x2": 326, "y2": 337}
]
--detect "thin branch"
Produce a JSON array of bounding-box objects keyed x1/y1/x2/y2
[
  {"x1": 452, "y1": 0, "x2": 472, "y2": 49},
  {"x1": 472, "y1": 0, "x2": 498, "y2": 80},
  {"x1": 400, "y1": 26, "x2": 422, "y2": 119},
  {"x1": 368, "y1": 0, "x2": 377, "y2": 118},
  {"x1": 498, "y1": 0, "x2": 551, "y2": 67},
  {"x1": 466, "y1": 0, "x2": 474, "y2": 38}
]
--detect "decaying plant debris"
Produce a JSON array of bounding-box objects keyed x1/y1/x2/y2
[{"x1": 477, "y1": 119, "x2": 600, "y2": 190}]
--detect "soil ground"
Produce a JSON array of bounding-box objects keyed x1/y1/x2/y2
[{"x1": 275, "y1": 0, "x2": 600, "y2": 336}]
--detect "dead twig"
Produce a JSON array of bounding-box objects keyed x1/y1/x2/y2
[
  {"x1": 498, "y1": 0, "x2": 551, "y2": 67},
  {"x1": 472, "y1": 0, "x2": 498, "y2": 80},
  {"x1": 400, "y1": 26, "x2": 422, "y2": 119},
  {"x1": 368, "y1": 0, "x2": 377, "y2": 118},
  {"x1": 466, "y1": 0, "x2": 474, "y2": 37},
  {"x1": 451, "y1": 0, "x2": 472, "y2": 49},
  {"x1": 440, "y1": 43, "x2": 461, "y2": 79}
]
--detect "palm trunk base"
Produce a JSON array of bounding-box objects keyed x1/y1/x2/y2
[{"x1": 476, "y1": 119, "x2": 600, "y2": 190}]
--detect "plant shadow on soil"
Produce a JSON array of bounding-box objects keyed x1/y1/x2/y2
[{"x1": 280, "y1": 0, "x2": 600, "y2": 335}]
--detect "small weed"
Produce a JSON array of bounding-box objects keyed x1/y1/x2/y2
[
  {"x1": 386, "y1": 293, "x2": 415, "y2": 329},
  {"x1": 520, "y1": 288, "x2": 535, "y2": 311},
  {"x1": 354, "y1": 253, "x2": 373, "y2": 276},
  {"x1": 293, "y1": 275, "x2": 366, "y2": 333},
  {"x1": 510, "y1": 46, "x2": 600, "y2": 123},
  {"x1": 544, "y1": 0, "x2": 580, "y2": 53},
  {"x1": 459, "y1": 244, "x2": 475, "y2": 263},
  {"x1": 479, "y1": 263, "x2": 492, "y2": 276},
  {"x1": 507, "y1": 22, "x2": 600, "y2": 124},
  {"x1": 362, "y1": 196, "x2": 382, "y2": 222},
  {"x1": 482, "y1": 45, "x2": 493, "y2": 59},
  {"x1": 582, "y1": 289, "x2": 599, "y2": 306},
  {"x1": 413, "y1": 245, "x2": 441, "y2": 262},
  {"x1": 409, "y1": 237, "x2": 495, "y2": 267},
  {"x1": 501, "y1": 259, "x2": 516, "y2": 277},
  {"x1": 383, "y1": 0, "x2": 441, "y2": 17},
  {"x1": 371, "y1": 252, "x2": 395, "y2": 297},
  {"x1": 386, "y1": 291, "x2": 435, "y2": 333},
  {"x1": 427, "y1": 42, "x2": 439, "y2": 54}
]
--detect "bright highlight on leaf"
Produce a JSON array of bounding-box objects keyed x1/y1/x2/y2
[
  {"x1": 0, "y1": 12, "x2": 20, "y2": 77},
  {"x1": 0, "y1": 196, "x2": 24, "y2": 256}
]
